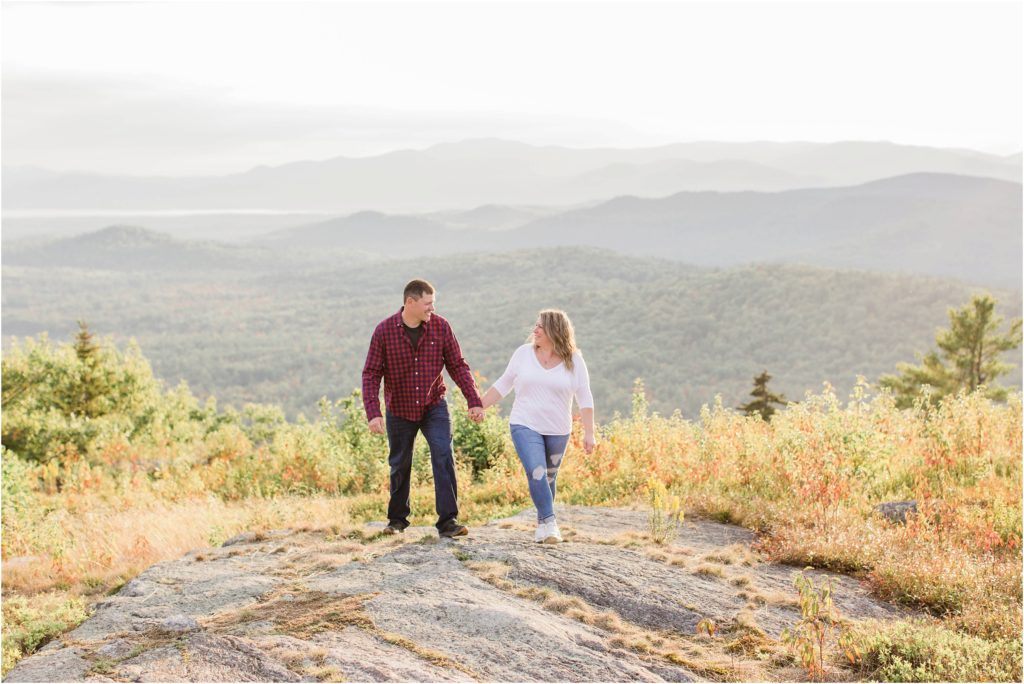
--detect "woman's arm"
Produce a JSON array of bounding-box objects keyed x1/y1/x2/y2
[
  {"x1": 573, "y1": 354, "x2": 596, "y2": 453},
  {"x1": 580, "y1": 407, "x2": 596, "y2": 453},
  {"x1": 485, "y1": 347, "x2": 521, "y2": 410},
  {"x1": 480, "y1": 386, "x2": 503, "y2": 410}
]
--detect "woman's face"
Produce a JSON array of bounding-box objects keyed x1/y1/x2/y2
[{"x1": 533, "y1": 318, "x2": 549, "y2": 346}]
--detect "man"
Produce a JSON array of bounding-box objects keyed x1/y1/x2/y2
[{"x1": 362, "y1": 279, "x2": 484, "y2": 538}]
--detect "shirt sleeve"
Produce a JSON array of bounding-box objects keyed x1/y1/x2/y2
[
  {"x1": 361, "y1": 326, "x2": 385, "y2": 421},
  {"x1": 573, "y1": 353, "x2": 594, "y2": 410},
  {"x1": 490, "y1": 347, "x2": 521, "y2": 398},
  {"x1": 442, "y1": 322, "x2": 482, "y2": 408}
]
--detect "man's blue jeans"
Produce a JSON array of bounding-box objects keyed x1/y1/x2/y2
[
  {"x1": 510, "y1": 424, "x2": 570, "y2": 524},
  {"x1": 385, "y1": 401, "x2": 459, "y2": 530}
]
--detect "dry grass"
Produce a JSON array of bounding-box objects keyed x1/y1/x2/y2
[
  {"x1": 308, "y1": 665, "x2": 345, "y2": 682},
  {"x1": 204, "y1": 586, "x2": 375, "y2": 638},
  {"x1": 2, "y1": 495, "x2": 355, "y2": 596},
  {"x1": 374, "y1": 631, "x2": 482, "y2": 678},
  {"x1": 694, "y1": 564, "x2": 727, "y2": 579},
  {"x1": 701, "y1": 544, "x2": 758, "y2": 567},
  {"x1": 735, "y1": 587, "x2": 799, "y2": 608},
  {"x1": 462, "y1": 558, "x2": 763, "y2": 681},
  {"x1": 204, "y1": 582, "x2": 484, "y2": 680},
  {"x1": 267, "y1": 535, "x2": 397, "y2": 581}
]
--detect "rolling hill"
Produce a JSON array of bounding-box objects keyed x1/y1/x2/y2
[{"x1": 1, "y1": 225, "x2": 282, "y2": 271}]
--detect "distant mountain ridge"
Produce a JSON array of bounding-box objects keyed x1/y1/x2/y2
[
  {"x1": 7, "y1": 172, "x2": 1019, "y2": 289},
  {"x1": 4, "y1": 139, "x2": 1020, "y2": 213},
  {"x1": 1, "y1": 225, "x2": 276, "y2": 271},
  {"x1": 266, "y1": 173, "x2": 1021, "y2": 288}
]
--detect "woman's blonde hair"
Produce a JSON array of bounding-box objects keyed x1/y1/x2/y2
[{"x1": 529, "y1": 309, "x2": 579, "y2": 371}]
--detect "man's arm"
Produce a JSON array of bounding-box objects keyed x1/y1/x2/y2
[
  {"x1": 362, "y1": 327, "x2": 385, "y2": 427},
  {"x1": 441, "y1": 323, "x2": 483, "y2": 413}
]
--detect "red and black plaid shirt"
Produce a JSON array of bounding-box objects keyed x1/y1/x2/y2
[{"x1": 362, "y1": 308, "x2": 482, "y2": 422}]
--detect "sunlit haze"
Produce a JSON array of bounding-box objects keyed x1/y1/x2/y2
[{"x1": 2, "y1": 1, "x2": 1021, "y2": 175}]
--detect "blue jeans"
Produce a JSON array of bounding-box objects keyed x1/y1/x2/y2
[
  {"x1": 385, "y1": 401, "x2": 459, "y2": 530},
  {"x1": 510, "y1": 424, "x2": 570, "y2": 524}
]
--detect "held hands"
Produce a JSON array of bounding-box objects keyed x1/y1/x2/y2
[
  {"x1": 468, "y1": 406, "x2": 485, "y2": 423},
  {"x1": 368, "y1": 417, "x2": 385, "y2": 434}
]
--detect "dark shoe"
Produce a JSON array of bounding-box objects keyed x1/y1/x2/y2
[
  {"x1": 438, "y1": 521, "x2": 468, "y2": 538},
  {"x1": 382, "y1": 524, "x2": 405, "y2": 535}
]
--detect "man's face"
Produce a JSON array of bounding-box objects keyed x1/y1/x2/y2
[{"x1": 405, "y1": 293, "x2": 435, "y2": 323}]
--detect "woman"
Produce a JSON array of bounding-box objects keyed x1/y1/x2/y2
[{"x1": 481, "y1": 309, "x2": 596, "y2": 543}]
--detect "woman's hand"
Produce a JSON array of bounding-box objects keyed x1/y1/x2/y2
[{"x1": 583, "y1": 432, "x2": 596, "y2": 454}]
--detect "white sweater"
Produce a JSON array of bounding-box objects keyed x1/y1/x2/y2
[{"x1": 491, "y1": 343, "x2": 594, "y2": 435}]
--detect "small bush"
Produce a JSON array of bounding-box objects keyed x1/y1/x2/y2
[
  {"x1": 844, "y1": 618, "x2": 1023, "y2": 682},
  {"x1": 1, "y1": 593, "x2": 88, "y2": 676},
  {"x1": 781, "y1": 568, "x2": 849, "y2": 681},
  {"x1": 647, "y1": 477, "x2": 684, "y2": 544}
]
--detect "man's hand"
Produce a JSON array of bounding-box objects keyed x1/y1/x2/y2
[
  {"x1": 368, "y1": 417, "x2": 385, "y2": 434},
  {"x1": 583, "y1": 433, "x2": 597, "y2": 454},
  {"x1": 468, "y1": 407, "x2": 485, "y2": 423}
]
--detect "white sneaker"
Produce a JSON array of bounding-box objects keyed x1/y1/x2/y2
[
  {"x1": 542, "y1": 521, "x2": 562, "y2": 544},
  {"x1": 534, "y1": 522, "x2": 549, "y2": 543}
]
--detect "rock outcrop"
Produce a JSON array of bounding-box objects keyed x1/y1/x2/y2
[{"x1": 6, "y1": 506, "x2": 911, "y2": 682}]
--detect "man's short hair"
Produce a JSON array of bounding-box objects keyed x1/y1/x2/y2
[{"x1": 403, "y1": 279, "x2": 435, "y2": 302}]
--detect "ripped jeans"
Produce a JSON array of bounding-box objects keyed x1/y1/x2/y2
[{"x1": 509, "y1": 424, "x2": 571, "y2": 524}]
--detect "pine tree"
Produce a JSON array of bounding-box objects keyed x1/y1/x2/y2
[
  {"x1": 880, "y1": 294, "x2": 1022, "y2": 408},
  {"x1": 738, "y1": 370, "x2": 788, "y2": 421},
  {"x1": 3, "y1": 327, "x2": 172, "y2": 463},
  {"x1": 72, "y1": 320, "x2": 109, "y2": 418},
  {"x1": 73, "y1": 319, "x2": 100, "y2": 362}
]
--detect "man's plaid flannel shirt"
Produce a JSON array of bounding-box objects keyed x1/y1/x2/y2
[{"x1": 361, "y1": 308, "x2": 482, "y2": 422}]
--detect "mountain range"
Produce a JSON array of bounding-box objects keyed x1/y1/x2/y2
[
  {"x1": 5, "y1": 172, "x2": 1020, "y2": 290},
  {"x1": 4, "y1": 139, "x2": 1020, "y2": 213},
  {"x1": 263, "y1": 173, "x2": 1020, "y2": 288}
]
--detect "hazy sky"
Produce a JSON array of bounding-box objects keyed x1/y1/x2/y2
[{"x1": 2, "y1": 1, "x2": 1021, "y2": 176}]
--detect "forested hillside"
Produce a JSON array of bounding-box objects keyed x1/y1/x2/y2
[{"x1": 4, "y1": 246, "x2": 1019, "y2": 418}]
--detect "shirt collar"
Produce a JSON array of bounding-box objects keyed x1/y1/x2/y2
[{"x1": 396, "y1": 307, "x2": 431, "y2": 329}]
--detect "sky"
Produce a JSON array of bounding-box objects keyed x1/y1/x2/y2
[{"x1": 2, "y1": 0, "x2": 1022, "y2": 176}]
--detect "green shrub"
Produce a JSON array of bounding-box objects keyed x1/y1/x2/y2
[
  {"x1": 1, "y1": 593, "x2": 88, "y2": 676},
  {"x1": 450, "y1": 390, "x2": 511, "y2": 478},
  {"x1": 844, "y1": 618, "x2": 1023, "y2": 682},
  {"x1": 1, "y1": 329, "x2": 202, "y2": 464}
]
